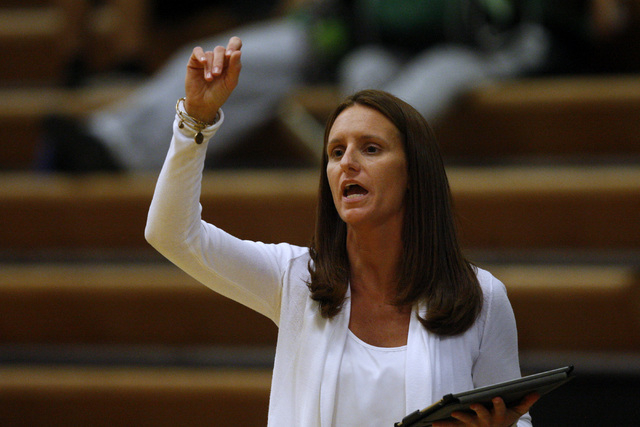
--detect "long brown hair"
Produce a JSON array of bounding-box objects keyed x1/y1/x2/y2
[{"x1": 307, "y1": 89, "x2": 482, "y2": 336}]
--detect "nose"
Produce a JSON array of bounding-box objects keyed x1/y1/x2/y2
[{"x1": 340, "y1": 145, "x2": 360, "y2": 173}]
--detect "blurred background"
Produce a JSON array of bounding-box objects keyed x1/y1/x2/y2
[{"x1": 1, "y1": 0, "x2": 639, "y2": 425}]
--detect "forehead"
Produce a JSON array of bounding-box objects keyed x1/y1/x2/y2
[{"x1": 328, "y1": 104, "x2": 400, "y2": 140}]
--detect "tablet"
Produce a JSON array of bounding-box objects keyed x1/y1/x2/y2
[{"x1": 394, "y1": 366, "x2": 574, "y2": 427}]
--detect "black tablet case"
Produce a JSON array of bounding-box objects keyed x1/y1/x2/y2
[{"x1": 395, "y1": 366, "x2": 575, "y2": 427}]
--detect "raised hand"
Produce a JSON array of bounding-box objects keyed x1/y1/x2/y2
[{"x1": 184, "y1": 36, "x2": 243, "y2": 124}]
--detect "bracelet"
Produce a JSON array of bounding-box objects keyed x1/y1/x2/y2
[{"x1": 175, "y1": 97, "x2": 219, "y2": 144}]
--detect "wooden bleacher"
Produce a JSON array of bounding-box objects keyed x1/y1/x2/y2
[
  {"x1": 1, "y1": 261, "x2": 638, "y2": 426},
  {"x1": 288, "y1": 76, "x2": 640, "y2": 163},
  {"x1": 436, "y1": 76, "x2": 640, "y2": 162},
  {"x1": 0, "y1": 263, "x2": 277, "y2": 348},
  {"x1": 0, "y1": 0, "x2": 152, "y2": 86},
  {"x1": 0, "y1": 2, "x2": 277, "y2": 424},
  {"x1": 1, "y1": 263, "x2": 638, "y2": 354},
  {"x1": 2, "y1": 76, "x2": 640, "y2": 170},
  {"x1": 0, "y1": 82, "x2": 139, "y2": 170},
  {"x1": 0, "y1": 366, "x2": 271, "y2": 426},
  {"x1": 2, "y1": 78, "x2": 640, "y2": 424},
  {"x1": 2, "y1": 2, "x2": 640, "y2": 422},
  {"x1": 492, "y1": 264, "x2": 640, "y2": 353},
  {"x1": 0, "y1": 2, "x2": 66, "y2": 85},
  {"x1": 1, "y1": 166, "x2": 638, "y2": 255}
]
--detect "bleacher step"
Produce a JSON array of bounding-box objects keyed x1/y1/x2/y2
[
  {"x1": 492, "y1": 264, "x2": 640, "y2": 352},
  {"x1": 0, "y1": 366, "x2": 271, "y2": 426},
  {"x1": 0, "y1": 6, "x2": 65, "y2": 85},
  {"x1": 0, "y1": 262, "x2": 277, "y2": 347},
  {"x1": 290, "y1": 76, "x2": 640, "y2": 162},
  {"x1": 0, "y1": 82, "x2": 139, "y2": 169},
  {"x1": 1, "y1": 166, "x2": 638, "y2": 256},
  {"x1": 1, "y1": 262, "x2": 638, "y2": 353}
]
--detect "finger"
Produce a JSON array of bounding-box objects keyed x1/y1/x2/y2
[
  {"x1": 212, "y1": 45, "x2": 226, "y2": 75},
  {"x1": 511, "y1": 392, "x2": 541, "y2": 416},
  {"x1": 492, "y1": 397, "x2": 508, "y2": 424},
  {"x1": 226, "y1": 36, "x2": 243, "y2": 56},
  {"x1": 204, "y1": 50, "x2": 215, "y2": 80},
  {"x1": 449, "y1": 410, "x2": 477, "y2": 425},
  {"x1": 188, "y1": 46, "x2": 206, "y2": 69},
  {"x1": 470, "y1": 403, "x2": 492, "y2": 424},
  {"x1": 225, "y1": 50, "x2": 242, "y2": 87},
  {"x1": 193, "y1": 46, "x2": 205, "y2": 62}
]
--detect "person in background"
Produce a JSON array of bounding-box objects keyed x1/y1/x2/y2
[
  {"x1": 41, "y1": 0, "x2": 639, "y2": 172},
  {"x1": 145, "y1": 36, "x2": 540, "y2": 426}
]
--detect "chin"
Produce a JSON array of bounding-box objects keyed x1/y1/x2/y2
[{"x1": 339, "y1": 211, "x2": 370, "y2": 228}]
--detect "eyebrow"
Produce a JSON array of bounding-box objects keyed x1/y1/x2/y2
[{"x1": 327, "y1": 133, "x2": 387, "y2": 147}]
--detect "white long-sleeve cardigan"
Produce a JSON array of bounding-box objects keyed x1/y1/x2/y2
[{"x1": 145, "y1": 113, "x2": 532, "y2": 426}]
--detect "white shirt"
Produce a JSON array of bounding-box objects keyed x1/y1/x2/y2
[{"x1": 333, "y1": 330, "x2": 407, "y2": 426}]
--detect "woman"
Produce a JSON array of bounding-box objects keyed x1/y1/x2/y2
[{"x1": 145, "y1": 37, "x2": 539, "y2": 426}]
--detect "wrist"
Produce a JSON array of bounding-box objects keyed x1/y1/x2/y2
[
  {"x1": 176, "y1": 97, "x2": 221, "y2": 144},
  {"x1": 183, "y1": 98, "x2": 219, "y2": 124}
]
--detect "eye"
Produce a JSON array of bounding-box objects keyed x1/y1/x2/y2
[
  {"x1": 364, "y1": 144, "x2": 380, "y2": 154},
  {"x1": 329, "y1": 146, "x2": 344, "y2": 159}
]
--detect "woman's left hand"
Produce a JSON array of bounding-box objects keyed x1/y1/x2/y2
[{"x1": 432, "y1": 393, "x2": 540, "y2": 427}]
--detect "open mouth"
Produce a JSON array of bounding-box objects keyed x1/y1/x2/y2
[{"x1": 343, "y1": 183, "x2": 368, "y2": 199}]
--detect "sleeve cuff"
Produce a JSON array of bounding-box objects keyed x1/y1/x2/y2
[{"x1": 175, "y1": 103, "x2": 225, "y2": 145}]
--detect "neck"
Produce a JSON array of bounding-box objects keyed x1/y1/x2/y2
[{"x1": 346, "y1": 221, "x2": 404, "y2": 302}]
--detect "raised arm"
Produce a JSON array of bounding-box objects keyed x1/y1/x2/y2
[
  {"x1": 145, "y1": 36, "x2": 243, "y2": 253},
  {"x1": 144, "y1": 38, "x2": 302, "y2": 321}
]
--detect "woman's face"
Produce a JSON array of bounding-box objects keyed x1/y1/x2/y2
[{"x1": 326, "y1": 104, "x2": 408, "y2": 230}]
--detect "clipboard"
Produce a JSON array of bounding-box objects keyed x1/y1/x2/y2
[{"x1": 395, "y1": 366, "x2": 574, "y2": 426}]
